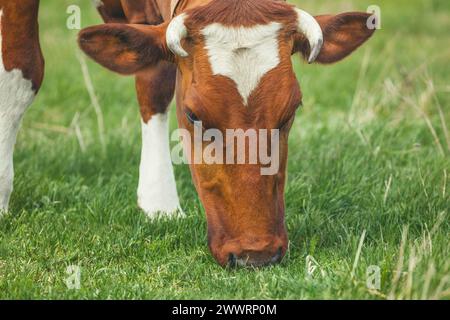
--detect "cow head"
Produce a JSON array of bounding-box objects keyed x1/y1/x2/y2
[{"x1": 79, "y1": 0, "x2": 375, "y2": 267}]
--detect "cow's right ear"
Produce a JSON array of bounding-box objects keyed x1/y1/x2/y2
[
  {"x1": 78, "y1": 23, "x2": 172, "y2": 75},
  {"x1": 293, "y1": 12, "x2": 375, "y2": 64}
]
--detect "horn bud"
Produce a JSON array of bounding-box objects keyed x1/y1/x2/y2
[
  {"x1": 166, "y1": 13, "x2": 189, "y2": 57},
  {"x1": 294, "y1": 8, "x2": 323, "y2": 63}
]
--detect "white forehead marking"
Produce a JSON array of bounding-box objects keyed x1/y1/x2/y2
[{"x1": 201, "y1": 22, "x2": 282, "y2": 105}]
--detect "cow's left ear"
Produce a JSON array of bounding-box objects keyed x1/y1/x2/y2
[
  {"x1": 78, "y1": 23, "x2": 172, "y2": 75},
  {"x1": 294, "y1": 12, "x2": 376, "y2": 64}
]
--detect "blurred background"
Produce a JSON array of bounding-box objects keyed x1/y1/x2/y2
[{"x1": 0, "y1": 0, "x2": 448, "y2": 299}]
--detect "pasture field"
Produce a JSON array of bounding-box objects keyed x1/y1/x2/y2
[{"x1": 0, "y1": 0, "x2": 449, "y2": 299}]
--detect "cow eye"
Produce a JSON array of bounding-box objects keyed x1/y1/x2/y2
[{"x1": 185, "y1": 109, "x2": 200, "y2": 124}]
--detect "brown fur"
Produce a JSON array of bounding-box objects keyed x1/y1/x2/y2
[
  {"x1": 79, "y1": 23, "x2": 171, "y2": 75},
  {"x1": 174, "y1": 2, "x2": 300, "y2": 264},
  {"x1": 95, "y1": 1, "x2": 176, "y2": 122},
  {"x1": 96, "y1": 0, "x2": 127, "y2": 23},
  {"x1": 135, "y1": 61, "x2": 176, "y2": 122},
  {"x1": 0, "y1": 0, "x2": 44, "y2": 91},
  {"x1": 185, "y1": 0, "x2": 296, "y2": 27}
]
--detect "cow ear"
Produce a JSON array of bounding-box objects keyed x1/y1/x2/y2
[
  {"x1": 78, "y1": 23, "x2": 172, "y2": 75},
  {"x1": 294, "y1": 12, "x2": 375, "y2": 64}
]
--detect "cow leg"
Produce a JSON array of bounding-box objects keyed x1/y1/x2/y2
[
  {"x1": 0, "y1": 69, "x2": 34, "y2": 211},
  {"x1": 135, "y1": 61, "x2": 182, "y2": 218},
  {"x1": 0, "y1": 69, "x2": 35, "y2": 212},
  {"x1": 0, "y1": 6, "x2": 42, "y2": 213},
  {"x1": 93, "y1": 1, "x2": 179, "y2": 217}
]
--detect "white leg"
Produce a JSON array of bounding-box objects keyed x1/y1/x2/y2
[
  {"x1": 0, "y1": 69, "x2": 35, "y2": 213},
  {"x1": 0, "y1": 9, "x2": 36, "y2": 213},
  {"x1": 137, "y1": 113, "x2": 183, "y2": 218}
]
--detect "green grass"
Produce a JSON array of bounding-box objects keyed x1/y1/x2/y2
[{"x1": 0, "y1": 0, "x2": 449, "y2": 299}]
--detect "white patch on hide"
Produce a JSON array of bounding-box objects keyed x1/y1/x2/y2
[{"x1": 201, "y1": 22, "x2": 282, "y2": 105}]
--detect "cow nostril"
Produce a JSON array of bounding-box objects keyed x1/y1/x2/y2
[
  {"x1": 271, "y1": 247, "x2": 283, "y2": 264},
  {"x1": 228, "y1": 253, "x2": 238, "y2": 267},
  {"x1": 226, "y1": 247, "x2": 284, "y2": 268}
]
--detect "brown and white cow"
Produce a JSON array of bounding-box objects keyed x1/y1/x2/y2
[{"x1": 0, "y1": 0, "x2": 375, "y2": 267}]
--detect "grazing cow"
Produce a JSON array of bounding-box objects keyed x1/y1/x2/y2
[
  {"x1": 0, "y1": 0, "x2": 375, "y2": 267},
  {"x1": 80, "y1": 0, "x2": 375, "y2": 267}
]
